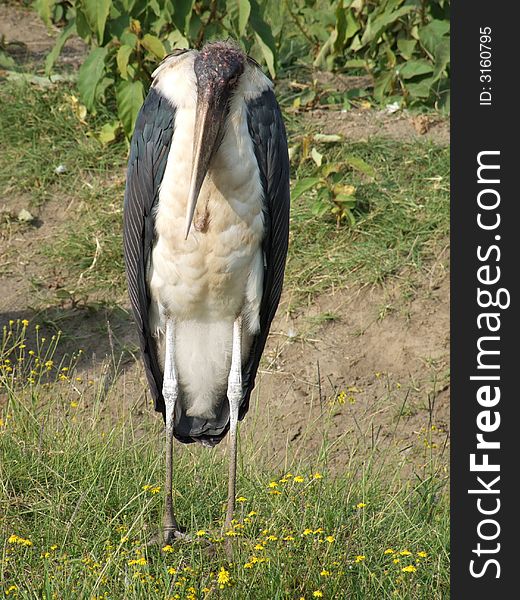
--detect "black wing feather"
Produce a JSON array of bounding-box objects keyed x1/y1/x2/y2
[
  {"x1": 123, "y1": 87, "x2": 176, "y2": 419},
  {"x1": 240, "y1": 89, "x2": 290, "y2": 419}
]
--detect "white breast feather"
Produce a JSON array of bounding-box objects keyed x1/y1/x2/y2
[{"x1": 147, "y1": 55, "x2": 270, "y2": 419}]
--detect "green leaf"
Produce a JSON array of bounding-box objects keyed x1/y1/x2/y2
[
  {"x1": 432, "y1": 39, "x2": 450, "y2": 82},
  {"x1": 237, "y1": 0, "x2": 251, "y2": 37},
  {"x1": 78, "y1": 46, "x2": 109, "y2": 111},
  {"x1": 117, "y1": 45, "x2": 133, "y2": 80},
  {"x1": 397, "y1": 38, "x2": 417, "y2": 60},
  {"x1": 141, "y1": 34, "x2": 166, "y2": 59},
  {"x1": 405, "y1": 78, "x2": 433, "y2": 99},
  {"x1": 35, "y1": 0, "x2": 57, "y2": 27},
  {"x1": 311, "y1": 148, "x2": 323, "y2": 167},
  {"x1": 313, "y1": 134, "x2": 344, "y2": 143},
  {"x1": 117, "y1": 79, "x2": 145, "y2": 137},
  {"x1": 419, "y1": 20, "x2": 450, "y2": 57},
  {"x1": 249, "y1": 0, "x2": 277, "y2": 78},
  {"x1": 0, "y1": 50, "x2": 16, "y2": 69},
  {"x1": 362, "y1": 6, "x2": 414, "y2": 46},
  {"x1": 374, "y1": 70, "x2": 395, "y2": 103},
  {"x1": 333, "y1": 1, "x2": 347, "y2": 54},
  {"x1": 345, "y1": 155, "x2": 376, "y2": 179},
  {"x1": 99, "y1": 121, "x2": 122, "y2": 145},
  {"x1": 172, "y1": 0, "x2": 195, "y2": 35},
  {"x1": 81, "y1": 0, "x2": 111, "y2": 43},
  {"x1": 397, "y1": 60, "x2": 433, "y2": 80},
  {"x1": 45, "y1": 19, "x2": 77, "y2": 76},
  {"x1": 292, "y1": 177, "x2": 322, "y2": 200}
]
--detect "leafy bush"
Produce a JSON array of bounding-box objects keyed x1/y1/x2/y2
[
  {"x1": 37, "y1": 0, "x2": 450, "y2": 136},
  {"x1": 311, "y1": 0, "x2": 450, "y2": 110},
  {"x1": 37, "y1": 0, "x2": 278, "y2": 136}
]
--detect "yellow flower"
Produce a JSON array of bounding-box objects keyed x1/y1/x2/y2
[
  {"x1": 313, "y1": 591, "x2": 323, "y2": 598},
  {"x1": 128, "y1": 557, "x2": 147, "y2": 566},
  {"x1": 247, "y1": 511, "x2": 257, "y2": 517},
  {"x1": 303, "y1": 528, "x2": 313, "y2": 536},
  {"x1": 254, "y1": 544, "x2": 265, "y2": 551},
  {"x1": 5, "y1": 585, "x2": 18, "y2": 596},
  {"x1": 217, "y1": 566, "x2": 231, "y2": 586},
  {"x1": 355, "y1": 555, "x2": 365, "y2": 563},
  {"x1": 356, "y1": 502, "x2": 366, "y2": 509},
  {"x1": 325, "y1": 536, "x2": 335, "y2": 543},
  {"x1": 268, "y1": 481, "x2": 278, "y2": 488},
  {"x1": 283, "y1": 536, "x2": 295, "y2": 541},
  {"x1": 244, "y1": 562, "x2": 253, "y2": 568},
  {"x1": 313, "y1": 472, "x2": 323, "y2": 479},
  {"x1": 196, "y1": 530, "x2": 206, "y2": 537},
  {"x1": 237, "y1": 496, "x2": 247, "y2": 502},
  {"x1": 293, "y1": 475, "x2": 305, "y2": 483},
  {"x1": 402, "y1": 565, "x2": 417, "y2": 573},
  {"x1": 399, "y1": 550, "x2": 412, "y2": 556},
  {"x1": 8, "y1": 534, "x2": 32, "y2": 546},
  {"x1": 320, "y1": 569, "x2": 331, "y2": 576},
  {"x1": 384, "y1": 548, "x2": 395, "y2": 554},
  {"x1": 393, "y1": 558, "x2": 400, "y2": 564},
  {"x1": 21, "y1": 319, "x2": 29, "y2": 327},
  {"x1": 269, "y1": 490, "x2": 282, "y2": 495},
  {"x1": 417, "y1": 551, "x2": 428, "y2": 558},
  {"x1": 167, "y1": 567, "x2": 177, "y2": 575},
  {"x1": 162, "y1": 545, "x2": 174, "y2": 553}
]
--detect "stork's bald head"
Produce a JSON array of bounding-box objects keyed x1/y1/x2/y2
[
  {"x1": 185, "y1": 42, "x2": 246, "y2": 239},
  {"x1": 194, "y1": 41, "x2": 245, "y2": 96}
]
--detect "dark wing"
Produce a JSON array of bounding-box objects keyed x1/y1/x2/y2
[
  {"x1": 240, "y1": 88, "x2": 290, "y2": 419},
  {"x1": 123, "y1": 87, "x2": 176, "y2": 419}
]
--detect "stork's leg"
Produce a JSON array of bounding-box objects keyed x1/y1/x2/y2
[
  {"x1": 224, "y1": 316, "x2": 243, "y2": 532},
  {"x1": 162, "y1": 318, "x2": 181, "y2": 543}
]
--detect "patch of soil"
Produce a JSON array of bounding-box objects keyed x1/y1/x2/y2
[
  {"x1": 308, "y1": 108, "x2": 450, "y2": 146},
  {"x1": 0, "y1": 3, "x2": 450, "y2": 481},
  {"x1": 0, "y1": 4, "x2": 87, "y2": 71}
]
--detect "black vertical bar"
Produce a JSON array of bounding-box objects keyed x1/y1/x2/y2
[{"x1": 452, "y1": 1, "x2": 517, "y2": 597}]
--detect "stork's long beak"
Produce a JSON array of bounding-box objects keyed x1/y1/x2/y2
[{"x1": 185, "y1": 91, "x2": 227, "y2": 239}]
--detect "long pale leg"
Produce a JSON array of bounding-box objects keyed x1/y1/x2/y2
[
  {"x1": 162, "y1": 318, "x2": 181, "y2": 543},
  {"x1": 224, "y1": 316, "x2": 243, "y2": 532}
]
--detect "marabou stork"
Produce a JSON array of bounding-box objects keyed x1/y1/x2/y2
[{"x1": 123, "y1": 40, "x2": 290, "y2": 543}]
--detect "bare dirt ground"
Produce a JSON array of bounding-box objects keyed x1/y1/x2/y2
[{"x1": 1, "y1": 4, "x2": 450, "y2": 476}]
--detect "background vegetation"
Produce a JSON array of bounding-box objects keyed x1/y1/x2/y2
[
  {"x1": 34, "y1": 0, "x2": 450, "y2": 135},
  {"x1": 1, "y1": 0, "x2": 450, "y2": 597}
]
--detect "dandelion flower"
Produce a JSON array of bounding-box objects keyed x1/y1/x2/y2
[
  {"x1": 320, "y1": 569, "x2": 331, "y2": 576},
  {"x1": 355, "y1": 555, "x2": 366, "y2": 563},
  {"x1": 22, "y1": 319, "x2": 29, "y2": 327},
  {"x1": 417, "y1": 551, "x2": 428, "y2": 558},
  {"x1": 293, "y1": 475, "x2": 305, "y2": 483},
  {"x1": 313, "y1": 591, "x2": 323, "y2": 598},
  {"x1": 217, "y1": 566, "x2": 231, "y2": 586},
  {"x1": 402, "y1": 565, "x2": 417, "y2": 573},
  {"x1": 399, "y1": 550, "x2": 412, "y2": 556},
  {"x1": 196, "y1": 530, "x2": 206, "y2": 537},
  {"x1": 237, "y1": 496, "x2": 247, "y2": 502},
  {"x1": 313, "y1": 473, "x2": 323, "y2": 479},
  {"x1": 325, "y1": 536, "x2": 335, "y2": 543},
  {"x1": 356, "y1": 502, "x2": 366, "y2": 509},
  {"x1": 384, "y1": 548, "x2": 395, "y2": 554},
  {"x1": 268, "y1": 481, "x2": 278, "y2": 488},
  {"x1": 162, "y1": 545, "x2": 174, "y2": 553}
]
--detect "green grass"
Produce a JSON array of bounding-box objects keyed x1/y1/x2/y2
[
  {"x1": 0, "y1": 78, "x2": 450, "y2": 598},
  {"x1": 0, "y1": 81, "x2": 449, "y2": 308},
  {"x1": 0, "y1": 321, "x2": 449, "y2": 599}
]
